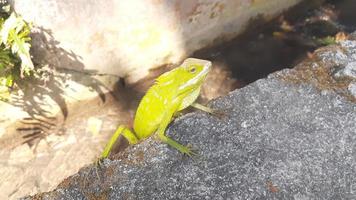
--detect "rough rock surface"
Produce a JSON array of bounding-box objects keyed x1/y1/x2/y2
[
  {"x1": 25, "y1": 35, "x2": 356, "y2": 199},
  {"x1": 26, "y1": 66, "x2": 355, "y2": 199}
]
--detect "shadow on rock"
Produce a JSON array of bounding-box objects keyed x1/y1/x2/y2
[{"x1": 6, "y1": 26, "x2": 110, "y2": 147}]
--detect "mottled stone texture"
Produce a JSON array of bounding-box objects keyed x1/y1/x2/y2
[
  {"x1": 25, "y1": 35, "x2": 356, "y2": 198},
  {"x1": 11, "y1": 0, "x2": 302, "y2": 82}
]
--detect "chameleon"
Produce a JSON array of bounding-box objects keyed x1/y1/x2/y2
[{"x1": 100, "y1": 58, "x2": 216, "y2": 159}]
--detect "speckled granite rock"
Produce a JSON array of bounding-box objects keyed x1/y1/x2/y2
[
  {"x1": 25, "y1": 36, "x2": 356, "y2": 200},
  {"x1": 26, "y1": 78, "x2": 356, "y2": 200}
]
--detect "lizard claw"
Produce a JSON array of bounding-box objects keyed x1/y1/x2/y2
[
  {"x1": 95, "y1": 157, "x2": 104, "y2": 166},
  {"x1": 182, "y1": 144, "x2": 199, "y2": 157},
  {"x1": 92, "y1": 157, "x2": 105, "y2": 181}
]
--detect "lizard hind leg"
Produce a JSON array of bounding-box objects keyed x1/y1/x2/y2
[
  {"x1": 100, "y1": 125, "x2": 139, "y2": 159},
  {"x1": 95, "y1": 125, "x2": 138, "y2": 180}
]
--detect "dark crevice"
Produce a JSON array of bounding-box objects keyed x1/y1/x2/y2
[{"x1": 192, "y1": 0, "x2": 356, "y2": 86}]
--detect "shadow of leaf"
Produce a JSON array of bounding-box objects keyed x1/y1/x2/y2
[{"x1": 5, "y1": 26, "x2": 112, "y2": 147}]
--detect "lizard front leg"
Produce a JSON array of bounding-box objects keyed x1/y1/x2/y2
[
  {"x1": 157, "y1": 102, "x2": 197, "y2": 156},
  {"x1": 191, "y1": 102, "x2": 226, "y2": 118}
]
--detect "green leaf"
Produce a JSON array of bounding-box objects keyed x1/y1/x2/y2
[
  {"x1": 5, "y1": 74, "x2": 13, "y2": 87},
  {"x1": 0, "y1": 12, "x2": 34, "y2": 77}
]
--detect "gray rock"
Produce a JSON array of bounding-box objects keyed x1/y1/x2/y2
[
  {"x1": 26, "y1": 76, "x2": 356, "y2": 200},
  {"x1": 340, "y1": 40, "x2": 356, "y2": 59},
  {"x1": 334, "y1": 61, "x2": 356, "y2": 79},
  {"x1": 348, "y1": 82, "x2": 356, "y2": 97},
  {"x1": 25, "y1": 31, "x2": 356, "y2": 200},
  {"x1": 318, "y1": 48, "x2": 349, "y2": 66}
]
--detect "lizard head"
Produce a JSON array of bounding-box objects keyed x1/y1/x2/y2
[{"x1": 177, "y1": 58, "x2": 212, "y2": 92}]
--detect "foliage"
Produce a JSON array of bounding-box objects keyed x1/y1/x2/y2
[
  {"x1": 0, "y1": 7, "x2": 34, "y2": 101},
  {"x1": 315, "y1": 36, "x2": 336, "y2": 46}
]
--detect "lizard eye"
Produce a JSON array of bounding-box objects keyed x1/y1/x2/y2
[{"x1": 189, "y1": 66, "x2": 196, "y2": 73}]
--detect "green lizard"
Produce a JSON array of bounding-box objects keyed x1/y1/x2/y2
[{"x1": 101, "y1": 58, "x2": 216, "y2": 159}]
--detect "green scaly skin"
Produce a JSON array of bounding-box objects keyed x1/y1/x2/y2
[{"x1": 100, "y1": 58, "x2": 214, "y2": 160}]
